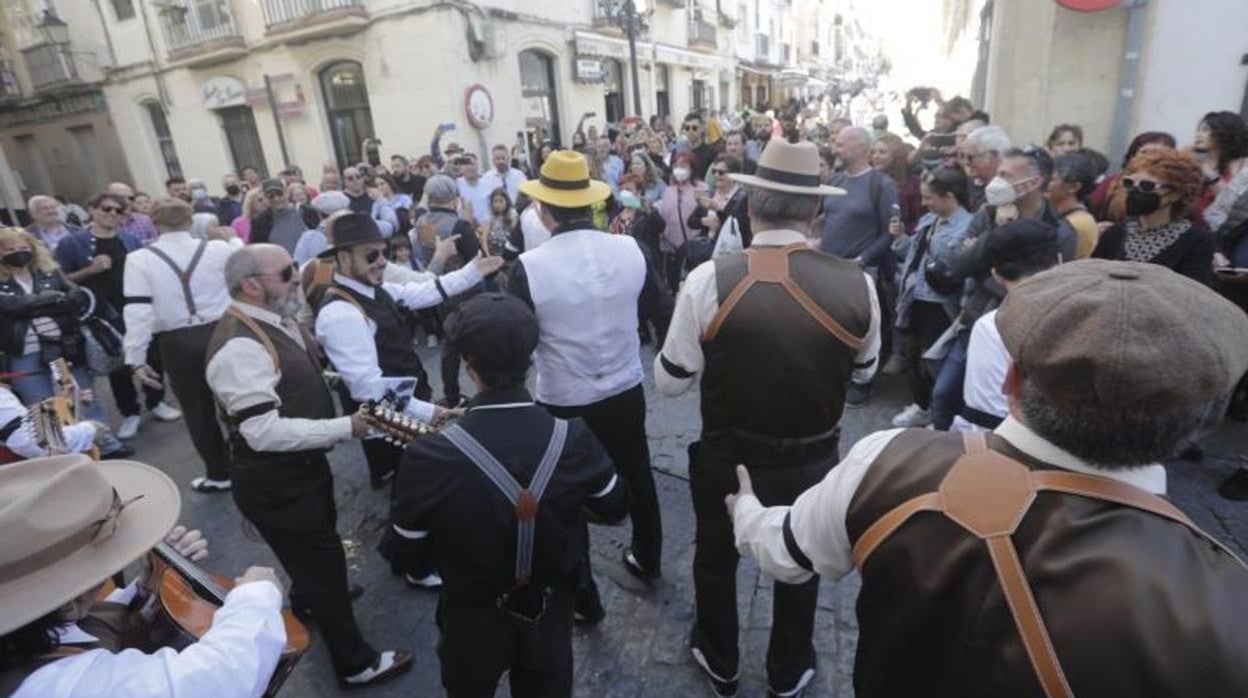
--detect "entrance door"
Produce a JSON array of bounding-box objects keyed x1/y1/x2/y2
[
  {"x1": 218, "y1": 106, "x2": 267, "y2": 177},
  {"x1": 519, "y1": 49, "x2": 562, "y2": 146},
  {"x1": 603, "y1": 58, "x2": 625, "y2": 124},
  {"x1": 320, "y1": 60, "x2": 375, "y2": 170}
]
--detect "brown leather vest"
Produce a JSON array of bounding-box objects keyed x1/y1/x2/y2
[
  {"x1": 844, "y1": 428, "x2": 1248, "y2": 697},
  {"x1": 206, "y1": 307, "x2": 336, "y2": 459},
  {"x1": 699, "y1": 244, "x2": 871, "y2": 452}
]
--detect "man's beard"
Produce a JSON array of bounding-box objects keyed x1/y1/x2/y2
[{"x1": 266, "y1": 287, "x2": 302, "y2": 319}]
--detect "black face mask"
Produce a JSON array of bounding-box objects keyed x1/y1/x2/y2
[
  {"x1": 1125, "y1": 189, "x2": 1163, "y2": 217},
  {"x1": 3, "y1": 251, "x2": 32, "y2": 268},
  {"x1": 225, "y1": 184, "x2": 241, "y2": 196}
]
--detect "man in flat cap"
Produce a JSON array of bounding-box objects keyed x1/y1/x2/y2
[
  {"x1": 732, "y1": 259, "x2": 1248, "y2": 696},
  {"x1": 380, "y1": 293, "x2": 628, "y2": 696}
]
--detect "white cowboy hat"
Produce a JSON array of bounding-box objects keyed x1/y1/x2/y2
[{"x1": 0, "y1": 455, "x2": 180, "y2": 635}]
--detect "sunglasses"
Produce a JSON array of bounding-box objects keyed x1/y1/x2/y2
[
  {"x1": 363, "y1": 248, "x2": 387, "y2": 264},
  {"x1": 1120, "y1": 177, "x2": 1171, "y2": 194},
  {"x1": 249, "y1": 263, "x2": 296, "y2": 283},
  {"x1": 98, "y1": 206, "x2": 124, "y2": 214}
]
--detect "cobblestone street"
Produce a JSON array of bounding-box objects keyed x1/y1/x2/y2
[{"x1": 120, "y1": 345, "x2": 1248, "y2": 697}]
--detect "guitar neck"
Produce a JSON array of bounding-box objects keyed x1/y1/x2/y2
[{"x1": 153, "y1": 541, "x2": 229, "y2": 605}]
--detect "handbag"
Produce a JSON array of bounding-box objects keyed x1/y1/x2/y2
[{"x1": 81, "y1": 316, "x2": 124, "y2": 375}]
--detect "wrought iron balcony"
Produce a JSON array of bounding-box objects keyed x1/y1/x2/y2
[
  {"x1": 158, "y1": 1, "x2": 245, "y2": 64},
  {"x1": 21, "y1": 44, "x2": 79, "y2": 91},
  {"x1": 689, "y1": 19, "x2": 717, "y2": 49},
  {"x1": 262, "y1": 0, "x2": 368, "y2": 39}
]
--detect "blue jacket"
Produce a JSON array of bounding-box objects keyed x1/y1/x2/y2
[
  {"x1": 54, "y1": 229, "x2": 141, "y2": 324},
  {"x1": 895, "y1": 207, "x2": 973, "y2": 328}
]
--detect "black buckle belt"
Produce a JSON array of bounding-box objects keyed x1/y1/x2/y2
[{"x1": 706, "y1": 425, "x2": 841, "y2": 450}]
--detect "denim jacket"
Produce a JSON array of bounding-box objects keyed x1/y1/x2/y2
[{"x1": 895, "y1": 206, "x2": 972, "y2": 329}]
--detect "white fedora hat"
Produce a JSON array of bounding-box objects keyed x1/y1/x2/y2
[{"x1": 728, "y1": 139, "x2": 846, "y2": 197}]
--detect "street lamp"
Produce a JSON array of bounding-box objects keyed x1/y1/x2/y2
[
  {"x1": 598, "y1": 0, "x2": 647, "y2": 117},
  {"x1": 35, "y1": 10, "x2": 70, "y2": 46}
]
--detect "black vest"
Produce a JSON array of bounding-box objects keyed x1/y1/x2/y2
[
  {"x1": 206, "y1": 310, "x2": 336, "y2": 460},
  {"x1": 700, "y1": 247, "x2": 871, "y2": 457},
  {"x1": 320, "y1": 281, "x2": 429, "y2": 399}
]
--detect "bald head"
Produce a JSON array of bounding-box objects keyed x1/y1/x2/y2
[
  {"x1": 225, "y1": 244, "x2": 300, "y2": 317},
  {"x1": 835, "y1": 127, "x2": 872, "y2": 169},
  {"x1": 107, "y1": 182, "x2": 134, "y2": 199}
]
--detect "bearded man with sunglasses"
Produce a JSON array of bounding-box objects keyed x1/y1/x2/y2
[
  {"x1": 205, "y1": 243, "x2": 414, "y2": 689},
  {"x1": 314, "y1": 213, "x2": 502, "y2": 494}
]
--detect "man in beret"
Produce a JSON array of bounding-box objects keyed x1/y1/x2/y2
[
  {"x1": 732, "y1": 259, "x2": 1248, "y2": 695},
  {"x1": 380, "y1": 293, "x2": 628, "y2": 696}
]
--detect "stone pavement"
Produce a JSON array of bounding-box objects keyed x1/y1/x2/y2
[{"x1": 115, "y1": 344, "x2": 1248, "y2": 697}]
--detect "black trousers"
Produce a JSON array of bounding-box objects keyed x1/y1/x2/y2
[
  {"x1": 231, "y1": 452, "x2": 378, "y2": 676},
  {"x1": 109, "y1": 341, "x2": 165, "y2": 417},
  {"x1": 437, "y1": 590, "x2": 574, "y2": 698},
  {"x1": 688, "y1": 437, "x2": 835, "y2": 691},
  {"x1": 441, "y1": 343, "x2": 463, "y2": 401},
  {"x1": 901, "y1": 300, "x2": 953, "y2": 411},
  {"x1": 158, "y1": 323, "x2": 229, "y2": 480},
  {"x1": 543, "y1": 383, "x2": 662, "y2": 572},
  {"x1": 361, "y1": 437, "x2": 404, "y2": 484}
]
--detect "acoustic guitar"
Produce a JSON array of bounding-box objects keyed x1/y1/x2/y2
[{"x1": 138, "y1": 542, "x2": 311, "y2": 698}]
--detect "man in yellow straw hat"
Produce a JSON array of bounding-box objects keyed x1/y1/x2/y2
[
  {"x1": 509, "y1": 150, "x2": 662, "y2": 621},
  {"x1": 654, "y1": 137, "x2": 881, "y2": 697}
]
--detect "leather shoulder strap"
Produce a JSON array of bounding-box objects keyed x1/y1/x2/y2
[
  {"x1": 324, "y1": 286, "x2": 366, "y2": 316},
  {"x1": 225, "y1": 306, "x2": 280, "y2": 373},
  {"x1": 701, "y1": 244, "x2": 865, "y2": 351}
]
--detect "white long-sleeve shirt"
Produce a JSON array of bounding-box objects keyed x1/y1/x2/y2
[
  {"x1": 14, "y1": 580, "x2": 286, "y2": 698},
  {"x1": 653, "y1": 229, "x2": 881, "y2": 397},
  {"x1": 122, "y1": 231, "x2": 244, "y2": 365},
  {"x1": 314, "y1": 268, "x2": 482, "y2": 422},
  {"x1": 732, "y1": 417, "x2": 1168, "y2": 585},
  {"x1": 205, "y1": 302, "x2": 354, "y2": 452},
  {"x1": 0, "y1": 385, "x2": 96, "y2": 457}
]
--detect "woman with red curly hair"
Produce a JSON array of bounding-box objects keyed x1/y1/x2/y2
[{"x1": 1092, "y1": 147, "x2": 1214, "y2": 282}]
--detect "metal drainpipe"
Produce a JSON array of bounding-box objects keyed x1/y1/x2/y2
[
  {"x1": 1109, "y1": 0, "x2": 1148, "y2": 167},
  {"x1": 136, "y1": 0, "x2": 172, "y2": 108}
]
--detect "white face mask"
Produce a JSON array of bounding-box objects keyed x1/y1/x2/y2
[
  {"x1": 984, "y1": 175, "x2": 1035, "y2": 207},
  {"x1": 673, "y1": 167, "x2": 691, "y2": 183}
]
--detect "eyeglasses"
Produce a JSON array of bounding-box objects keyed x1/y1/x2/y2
[
  {"x1": 363, "y1": 249, "x2": 387, "y2": 264},
  {"x1": 683, "y1": 125, "x2": 700, "y2": 131},
  {"x1": 1120, "y1": 177, "x2": 1172, "y2": 194},
  {"x1": 249, "y1": 263, "x2": 296, "y2": 283},
  {"x1": 98, "y1": 206, "x2": 124, "y2": 214}
]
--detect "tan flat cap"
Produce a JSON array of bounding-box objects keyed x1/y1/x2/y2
[{"x1": 996, "y1": 259, "x2": 1248, "y2": 409}]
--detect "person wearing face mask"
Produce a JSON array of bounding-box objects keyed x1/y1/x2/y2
[
  {"x1": 205, "y1": 243, "x2": 415, "y2": 690},
  {"x1": 609, "y1": 175, "x2": 672, "y2": 345},
  {"x1": 930, "y1": 147, "x2": 1077, "y2": 432},
  {"x1": 0, "y1": 227, "x2": 131, "y2": 458},
  {"x1": 217, "y1": 174, "x2": 245, "y2": 226},
  {"x1": 1092, "y1": 147, "x2": 1214, "y2": 282},
  {"x1": 314, "y1": 213, "x2": 501, "y2": 491},
  {"x1": 656, "y1": 152, "x2": 705, "y2": 292}
]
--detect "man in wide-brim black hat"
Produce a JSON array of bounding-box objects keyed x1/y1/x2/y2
[{"x1": 654, "y1": 137, "x2": 881, "y2": 697}]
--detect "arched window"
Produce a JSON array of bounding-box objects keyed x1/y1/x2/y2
[
  {"x1": 143, "y1": 100, "x2": 182, "y2": 178},
  {"x1": 319, "y1": 60, "x2": 375, "y2": 169},
  {"x1": 519, "y1": 49, "x2": 562, "y2": 146}
]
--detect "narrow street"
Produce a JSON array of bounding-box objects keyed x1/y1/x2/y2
[{"x1": 117, "y1": 344, "x2": 1248, "y2": 697}]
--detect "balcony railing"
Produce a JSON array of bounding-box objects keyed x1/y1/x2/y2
[
  {"x1": 755, "y1": 33, "x2": 769, "y2": 59},
  {"x1": 689, "y1": 19, "x2": 717, "y2": 49},
  {"x1": 159, "y1": 2, "x2": 243, "y2": 56},
  {"x1": 21, "y1": 44, "x2": 79, "y2": 90},
  {"x1": 262, "y1": 0, "x2": 364, "y2": 29}
]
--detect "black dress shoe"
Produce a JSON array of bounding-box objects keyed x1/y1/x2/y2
[
  {"x1": 621, "y1": 548, "x2": 660, "y2": 583},
  {"x1": 573, "y1": 581, "x2": 605, "y2": 625},
  {"x1": 101, "y1": 445, "x2": 136, "y2": 460},
  {"x1": 291, "y1": 583, "x2": 365, "y2": 621},
  {"x1": 339, "y1": 650, "x2": 414, "y2": 689},
  {"x1": 1218, "y1": 467, "x2": 1248, "y2": 501}
]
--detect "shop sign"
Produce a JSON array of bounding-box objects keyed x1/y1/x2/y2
[
  {"x1": 200, "y1": 76, "x2": 247, "y2": 109},
  {"x1": 575, "y1": 58, "x2": 604, "y2": 82}
]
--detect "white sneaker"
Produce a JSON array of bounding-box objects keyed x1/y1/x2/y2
[
  {"x1": 891, "y1": 403, "x2": 932, "y2": 428},
  {"x1": 150, "y1": 402, "x2": 182, "y2": 422},
  {"x1": 117, "y1": 415, "x2": 141, "y2": 440}
]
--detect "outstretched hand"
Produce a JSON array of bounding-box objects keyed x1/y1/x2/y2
[
  {"x1": 724, "y1": 465, "x2": 754, "y2": 517},
  {"x1": 474, "y1": 253, "x2": 505, "y2": 276}
]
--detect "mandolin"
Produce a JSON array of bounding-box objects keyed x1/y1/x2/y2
[
  {"x1": 47, "y1": 357, "x2": 100, "y2": 460},
  {"x1": 137, "y1": 542, "x2": 311, "y2": 698},
  {"x1": 359, "y1": 400, "x2": 441, "y2": 445}
]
